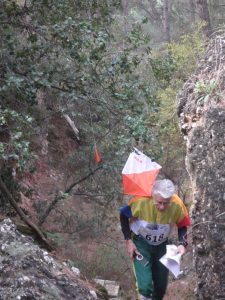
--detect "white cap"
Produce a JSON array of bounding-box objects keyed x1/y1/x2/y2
[{"x1": 152, "y1": 179, "x2": 175, "y2": 198}]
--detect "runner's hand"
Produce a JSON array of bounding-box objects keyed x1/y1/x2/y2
[
  {"x1": 176, "y1": 244, "x2": 186, "y2": 256},
  {"x1": 126, "y1": 239, "x2": 140, "y2": 259}
]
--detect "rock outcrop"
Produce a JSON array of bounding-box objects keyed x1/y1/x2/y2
[
  {"x1": 0, "y1": 219, "x2": 97, "y2": 300},
  {"x1": 177, "y1": 31, "x2": 225, "y2": 299}
]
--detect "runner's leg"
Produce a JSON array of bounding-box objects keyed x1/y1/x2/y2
[
  {"x1": 133, "y1": 237, "x2": 153, "y2": 299},
  {"x1": 151, "y1": 241, "x2": 168, "y2": 300}
]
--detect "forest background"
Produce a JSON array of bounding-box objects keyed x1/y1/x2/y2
[{"x1": 0, "y1": 1, "x2": 224, "y2": 299}]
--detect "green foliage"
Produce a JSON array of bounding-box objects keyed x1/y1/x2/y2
[
  {"x1": 148, "y1": 23, "x2": 205, "y2": 92},
  {"x1": 0, "y1": 167, "x2": 20, "y2": 211},
  {"x1": 33, "y1": 199, "x2": 48, "y2": 216},
  {"x1": 147, "y1": 26, "x2": 206, "y2": 182},
  {"x1": 46, "y1": 231, "x2": 64, "y2": 246},
  {"x1": 0, "y1": 0, "x2": 160, "y2": 194},
  {"x1": 194, "y1": 79, "x2": 217, "y2": 104},
  {"x1": 152, "y1": 25, "x2": 206, "y2": 118},
  {"x1": 0, "y1": 108, "x2": 34, "y2": 169},
  {"x1": 150, "y1": 55, "x2": 177, "y2": 86},
  {"x1": 167, "y1": 25, "x2": 205, "y2": 80}
]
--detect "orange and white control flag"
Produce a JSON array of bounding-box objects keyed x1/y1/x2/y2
[
  {"x1": 94, "y1": 147, "x2": 101, "y2": 164},
  {"x1": 122, "y1": 148, "x2": 161, "y2": 196}
]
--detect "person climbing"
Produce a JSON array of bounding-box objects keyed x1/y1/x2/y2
[{"x1": 119, "y1": 179, "x2": 190, "y2": 300}]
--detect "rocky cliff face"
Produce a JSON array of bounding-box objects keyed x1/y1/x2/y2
[
  {"x1": 177, "y1": 32, "x2": 225, "y2": 299},
  {"x1": 0, "y1": 219, "x2": 97, "y2": 300}
]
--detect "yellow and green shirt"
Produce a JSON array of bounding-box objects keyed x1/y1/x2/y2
[{"x1": 120, "y1": 194, "x2": 190, "y2": 245}]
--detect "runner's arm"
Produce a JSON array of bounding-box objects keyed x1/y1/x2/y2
[
  {"x1": 119, "y1": 208, "x2": 139, "y2": 258},
  {"x1": 120, "y1": 213, "x2": 131, "y2": 240},
  {"x1": 178, "y1": 226, "x2": 188, "y2": 247},
  {"x1": 119, "y1": 205, "x2": 132, "y2": 240}
]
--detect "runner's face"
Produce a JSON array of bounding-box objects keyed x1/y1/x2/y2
[{"x1": 153, "y1": 195, "x2": 171, "y2": 211}]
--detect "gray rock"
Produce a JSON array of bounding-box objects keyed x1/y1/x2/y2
[
  {"x1": 177, "y1": 31, "x2": 225, "y2": 299},
  {"x1": 94, "y1": 279, "x2": 120, "y2": 298},
  {"x1": 0, "y1": 218, "x2": 97, "y2": 300}
]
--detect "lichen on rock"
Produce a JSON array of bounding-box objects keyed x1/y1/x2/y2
[
  {"x1": 177, "y1": 31, "x2": 225, "y2": 299},
  {"x1": 0, "y1": 218, "x2": 97, "y2": 300}
]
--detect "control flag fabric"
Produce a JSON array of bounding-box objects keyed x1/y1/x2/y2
[{"x1": 122, "y1": 148, "x2": 161, "y2": 196}]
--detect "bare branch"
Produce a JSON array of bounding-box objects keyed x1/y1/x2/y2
[{"x1": 39, "y1": 166, "x2": 103, "y2": 225}]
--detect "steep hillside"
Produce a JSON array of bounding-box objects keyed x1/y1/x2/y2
[
  {"x1": 177, "y1": 30, "x2": 225, "y2": 299},
  {"x1": 0, "y1": 111, "x2": 196, "y2": 300}
]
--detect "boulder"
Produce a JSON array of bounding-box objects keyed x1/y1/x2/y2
[{"x1": 0, "y1": 219, "x2": 97, "y2": 300}]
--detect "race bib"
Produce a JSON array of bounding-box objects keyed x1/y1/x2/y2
[{"x1": 138, "y1": 223, "x2": 171, "y2": 245}]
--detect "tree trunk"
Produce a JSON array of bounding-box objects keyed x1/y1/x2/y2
[
  {"x1": 196, "y1": 0, "x2": 212, "y2": 37},
  {"x1": 0, "y1": 176, "x2": 53, "y2": 251},
  {"x1": 189, "y1": 0, "x2": 196, "y2": 24},
  {"x1": 121, "y1": 0, "x2": 128, "y2": 15},
  {"x1": 163, "y1": 0, "x2": 171, "y2": 42}
]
